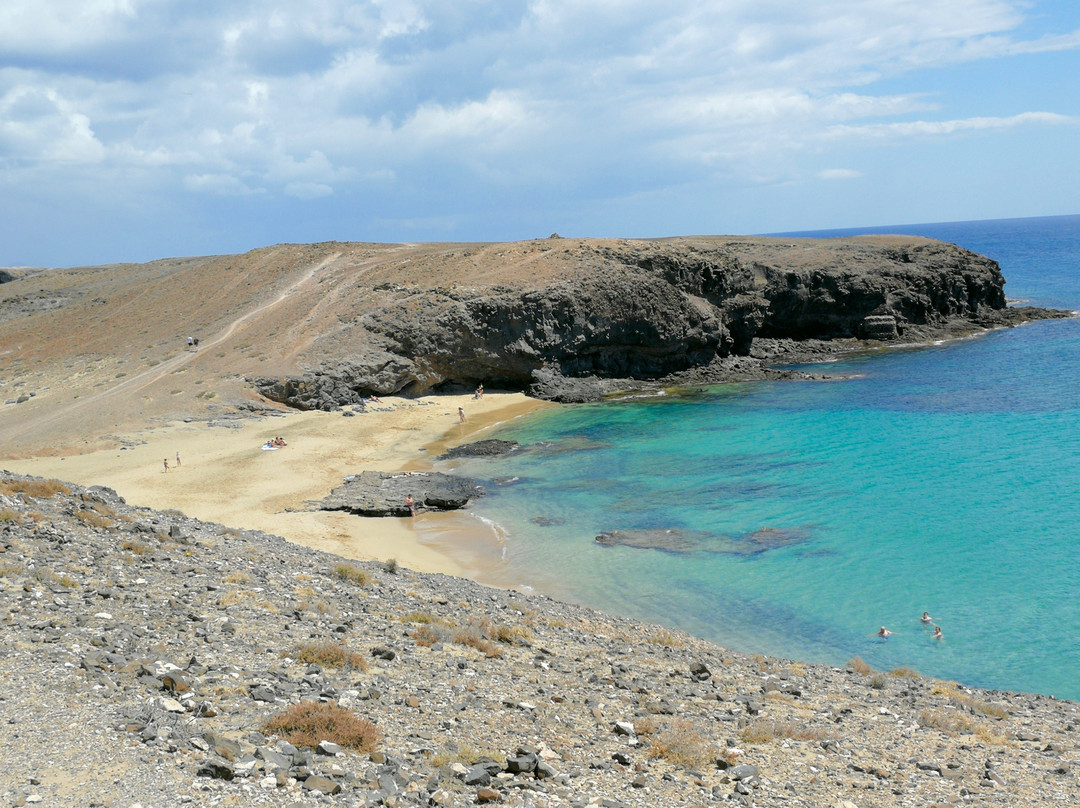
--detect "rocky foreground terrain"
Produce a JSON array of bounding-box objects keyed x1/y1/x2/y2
[{"x1": 2, "y1": 470, "x2": 1077, "y2": 808}]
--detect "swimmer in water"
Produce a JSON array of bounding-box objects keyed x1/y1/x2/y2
[
  {"x1": 920, "y1": 611, "x2": 935, "y2": 624},
  {"x1": 932, "y1": 625, "x2": 943, "y2": 640}
]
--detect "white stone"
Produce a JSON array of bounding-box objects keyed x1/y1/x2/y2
[{"x1": 159, "y1": 697, "x2": 185, "y2": 713}]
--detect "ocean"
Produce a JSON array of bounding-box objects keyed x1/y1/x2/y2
[{"x1": 442, "y1": 214, "x2": 1080, "y2": 700}]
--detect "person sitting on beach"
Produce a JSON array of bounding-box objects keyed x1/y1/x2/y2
[
  {"x1": 405, "y1": 494, "x2": 416, "y2": 517},
  {"x1": 474, "y1": 384, "x2": 484, "y2": 399},
  {"x1": 920, "y1": 611, "x2": 935, "y2": 624},
  {"x1": 932, "y1": 625, "x2": 943, "y2": 640}
]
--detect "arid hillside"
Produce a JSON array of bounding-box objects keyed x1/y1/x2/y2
[{"x1": 0, "y1": 234, "x2": 1060, "y2": 455}]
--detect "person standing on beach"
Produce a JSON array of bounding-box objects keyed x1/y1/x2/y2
[
  {"x1": 405, "y1": 494, "x2": 416, "y2": 517},
  {"x1": 163, "y1": 458, "x2": 170, "y2": 473},
  {"x1": 175, "y1": 452, "x2": 181, "y2": 467},
  {"x1": 458, "y1": 407, "x2": 466, "y2": 423}
]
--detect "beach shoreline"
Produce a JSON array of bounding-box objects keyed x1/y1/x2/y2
[{"x1": 0, "y1": 392, "x2": 554, "y2": 583}]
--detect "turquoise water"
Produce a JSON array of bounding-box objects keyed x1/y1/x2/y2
[{"x1": 444, "y1": 215, "x2": 1080, "y2": 699}]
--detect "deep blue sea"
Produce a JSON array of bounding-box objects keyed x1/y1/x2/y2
[{"x1": 443, "y1": 215, "x2": 1080, "y2": 699}]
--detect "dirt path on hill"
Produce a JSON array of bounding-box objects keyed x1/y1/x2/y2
[{"x1": 0, "y1": 252, "x2": 343, "y2": 451}]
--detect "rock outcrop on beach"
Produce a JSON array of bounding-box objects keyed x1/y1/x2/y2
[
  {"x1": 2, "y1": 470, "x2": 1078, "y2": 808},
  {"x1": 318, "y1": 470, "x2": 485, "y2": 517}
]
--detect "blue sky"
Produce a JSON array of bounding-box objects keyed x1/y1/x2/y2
[{"x1": 1, "y1": 0, "x2": 1078, "y2": 267}]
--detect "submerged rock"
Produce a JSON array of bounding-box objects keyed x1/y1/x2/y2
[{"x1": 595, "y1": 525, "x2": 814, "y2": 555}]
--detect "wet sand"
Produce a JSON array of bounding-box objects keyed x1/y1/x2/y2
[{"x1": 1, "y1": 392, "x2": 553, "y2": 580}]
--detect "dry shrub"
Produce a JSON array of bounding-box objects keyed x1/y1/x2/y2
[
  {"x1": 0, "y1": 561, "x2": 23, "y2": 577},
  {"x1": 401, "y1": 611, "x2": 436, "y2": 624},
  {"x1": 290, "y1": 642, "x2": 368, "y2": 672},
  {"x1": 75, "y1": 509, "x2": 114, "y2": 528},
  {"x1": 848, "y1": 657, "x2": 873, "y2": 675},
  {"x1": 633, "y1": 715, "x2": 662, "y2": 736},
  {"x1": 973, "y1": 700, "x2": 1010, "y2": 719},
  {"x1": 224, "y1": 571, "x2": 252, "y2": 584},
  {"x1": 0, "y1": 508, "x2": 19, "y2": 523},
  {"x1": 973, "y1": 723, "x2": 1009, "y2": 745},
  {"x1": 263, "y1": 701, "x2": 380, "y2": 752},
  {"x1": 741, "y1": 720, "x2": 828, "y2": 744},
  {"x1": 890, "y1": 667, "x2": 921, "y2": 679},
  {"x1": 453, "y1": 620, "x2": 504, "y2": 658},
  {"x1": 216, "y1": 588, "x2": 278, "y2": 613},
  {"x1": 646, "y1": 718, "x2": 713, "y2": 768},
  {"x1": 34, "y1": 568, "x2": 77, "y2": 588},
  {"x1": 918, "y1": 708, "x2": 975, "y2": 735},
  {"x1": 489, "y1": 622, "x2": 533, "y2": 645},
  {"x1": 413, "y1": 623, "x2": 452, "y2": 647},
  {"x1": 334, "y1": 563, "x2": 370, "y2": 586},
  {"x1": 646, "y1": 628, "x2": 685, "y2": 647},
  {"x1": 0, "y1": 479, "x2": 71, "y2": 498},
  {"x1": 121, "y1": 539, "x2": 152, "y2": 555}
]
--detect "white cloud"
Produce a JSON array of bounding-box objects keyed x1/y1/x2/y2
[
  {"x1": 818, "y1": 168, "x2": 864, "y2": 180},
  {"x1": 2, "y1": 0, "x2": 1080, "y2": 263},
  {"x1": 829, "y1": 111, "x2": 1077, "y2": 140},
  {"x1": 285, "y1": 181, "x2": 333, "y2": 199},
  {"x1": 182, "y1": 173, "x2": 260, "y2": 196},
  {"x1": 0, "y1": 86, "x2": 105, "y2": 164}
]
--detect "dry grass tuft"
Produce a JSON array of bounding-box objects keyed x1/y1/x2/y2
[
  {"x1": 75, "y1": 509, "x2": 114, "y2": 528},
  {"x1": 121, "y1": 539, "x2": 153, "y2": 555},
  {"x1": 848, "y1": 656, "x2": 873, "y2": 675},
  {"x1": 263, "y1": 701, "x2": 380, "y2": 752},
  {"x1": 646, "y1": 718, "x2": 713, "y2": 768},
  {"x1": 224, "y1": 571, "x2": 252, "y2": 584},
  {"x1": 646, "y1": 628, "x2": 685, "y2": 647},
  {"x1": 0, "y1": 508, "x2": 20, "y2": 522},
  {"x1": 290, "y1": 642, "x2": 368, "y2": 672},
  {"x1": 918, "y1": 708, "x2": 975, "y2": 735},
  {"x1": 413, "y1": 623, "x2": 453, "y2": 647},
  {"x1": 890, "y1": 667, "x2": 921, "y2": 679},
  {"x1": 333, "y1": 563, "x2": 370, "y2": 586},
  {"x1": 0, "y1": 479, "x2": 71, "y2": 498}
]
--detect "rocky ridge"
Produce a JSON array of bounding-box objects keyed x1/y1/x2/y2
[{"x1": 2, "y1": 470, "x2": 1078, "y2": 808}]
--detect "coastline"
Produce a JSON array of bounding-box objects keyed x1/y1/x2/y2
[{"x1": 0, "y1": 392, "x2": 554, "y2": 581}]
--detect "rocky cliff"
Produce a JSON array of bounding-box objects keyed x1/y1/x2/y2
[{"x1": 253, "y1": 235, "x2": 1063, "y2": 409}]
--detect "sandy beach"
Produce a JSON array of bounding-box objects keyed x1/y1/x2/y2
[{"x1": 1, "y1": 392, "x2": 552, "y2": 580}]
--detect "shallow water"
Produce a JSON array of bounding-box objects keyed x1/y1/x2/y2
[{"x1": 445, "y1": 215, "x2": 1080, "y2": 699}]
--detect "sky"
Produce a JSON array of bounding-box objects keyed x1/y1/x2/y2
[{"x1": 2, "y1": 0, "x2": 1078, "y2": 267}]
